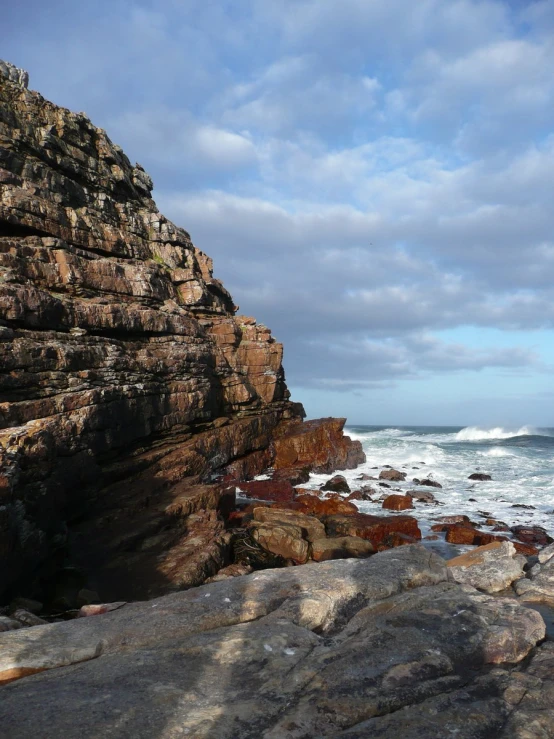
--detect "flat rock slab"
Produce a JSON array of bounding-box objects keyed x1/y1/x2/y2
[{"x1": 0, "y1": 545, "x2": 547, "y2": 738}]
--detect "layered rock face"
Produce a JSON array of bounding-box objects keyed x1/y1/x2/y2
[{"x1": 0, "y1": 62, "x2": 366, "y2": 599}]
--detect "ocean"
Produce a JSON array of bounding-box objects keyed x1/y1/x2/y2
[{"x1": 303, "y1": 425, "x2": 554, "y2": 542}]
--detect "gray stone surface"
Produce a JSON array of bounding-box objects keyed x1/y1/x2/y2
[
  {"x1": 516, "y1": 556, "x2": 554, "y2": 603},
  {"x1": 447, "y1": 541, "x2": 526, "y2": 593},
  {"x1": 0, "y1": 60, "x2": 29, "y2": 87},
  {"x1": 0, "y1": 545, "x2": 548, "y2": 738}
]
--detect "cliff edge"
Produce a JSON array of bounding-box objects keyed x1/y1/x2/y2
[{"x1": 0, "y1": 61, "x2": 364, "y2": 601}]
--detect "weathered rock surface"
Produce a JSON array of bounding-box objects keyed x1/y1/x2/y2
[
  {"x1": 447, "y1": 541, "x2": 526, "y2": 593},
  {"x1": 321, "y1": 474, "x2": 351, "y2": 493},
  {"x1": 324, "y1": 512, "x2": 422, "y2": 548},
  {"x1": 382, "y1": 493, "x2": 414, "y2": 511},
  {"x1": 0, "y1": 64, "x2": 367, "y2": 601},
  {"x1": 0, "y1": 545, "x2": 547, "y2": 738},
  {"x1": 515, "y1": 555, "x2": 554, "y2": 603},
  {"x1": 271, "y1": 417, "x2": 365, "y2": 473},
  {"x1": 379, "y1": 468, "x2": 406, "y2": 481}
]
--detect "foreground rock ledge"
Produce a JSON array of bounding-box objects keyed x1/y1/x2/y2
[{"x1": 0, "y1": 545, "x2": 549, "y2": 739}]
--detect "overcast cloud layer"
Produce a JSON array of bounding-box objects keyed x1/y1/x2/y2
[{"x1": 4, "y1": 0, "x2": 554, "y2": 424}]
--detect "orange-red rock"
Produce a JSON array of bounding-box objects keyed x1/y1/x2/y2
[
  {"x1": 323, "y1": 513, "x2": 421, "y2": 548},
  {"x1": 271, "y1": 417, "x2": 365, "y2": 474},
  {"x1": 293, "y1": 494, "x2": 359, "y2": 516},
  {"x1": 238, "y1": 480, "x2": 295, "y2": 503},
  {"x1": 382, "y1": 495, "x2": 414, "y2": 511}
]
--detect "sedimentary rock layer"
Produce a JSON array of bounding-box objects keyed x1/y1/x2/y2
[{"x1": 0, "y1": 61, "x2": 363, "y2": 598}]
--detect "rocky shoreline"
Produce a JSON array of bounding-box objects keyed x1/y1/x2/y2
[{"x1": 1, "y1": 60, "x2": 554, "y2": 737}]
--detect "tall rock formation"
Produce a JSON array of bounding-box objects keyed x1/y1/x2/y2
[{"x1": 0, "y1": 62, "x2": 335, "y2": 600}]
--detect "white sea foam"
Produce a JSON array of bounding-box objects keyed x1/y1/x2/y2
[
  {"x1": 479, "y1": 447, "x2": 515, "y2": 458},
  {"x1": 455, "y1": 426, "x2": 535, "y2": 442}
]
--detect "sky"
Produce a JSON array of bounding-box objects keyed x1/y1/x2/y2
[{"x1": 3, "y1": 0, "x2": 554, "y2": 426}]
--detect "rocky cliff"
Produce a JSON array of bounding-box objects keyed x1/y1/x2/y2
[{"x1": 0, "y1": 61, "x2": 363, "y2": 601}]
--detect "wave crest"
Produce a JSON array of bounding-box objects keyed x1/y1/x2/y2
[{"x1": 455, "y1": 425, "x2": 535, "y2": 442}]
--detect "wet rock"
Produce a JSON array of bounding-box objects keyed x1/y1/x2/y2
[
  {"x1": 311, "y1": 536, "x2": 375, "y2": 562},
  {"x1": 382, "y1": 494, "x2": 414, "y2": 511},
  {"x1": 511, "y1": 525, "x2": 553, "y2": 546},
  {"x1": 379, "y1": 469, "x2": 407, "y2": 482},
  {"x1": 407, "y1": 490, "x2": 437, "y2": 504},
  {"x1": 346, "y1": 489, "x2": 374, "y2": 502},
  {"x1": 419, "y1": 478, "x2": 443, "y2": 488},
  {"x1": 321, "y1": 475, "x2": 351, "y2": 494},
  {"x1": 511, "y1": 503, "x2": 536, "y2": 510},
  {"x1": 468, "y1": 473, "x2": 492, "y2": 481},
  {"x1": 447, "y1": 541, "x2": 526, "y2": 593},
  {"x1": 270, "y1": 467, "x2": 311, "y2": 486},
  {"x1": 434, "y1": 515, "x2": 471, "y2": 525}
]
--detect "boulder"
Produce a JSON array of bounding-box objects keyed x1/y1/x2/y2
[
  {"x1": 515, "y1": 556, "x2": 554, "y2": 603},
  {"x1": 321, "y1": 475, "x2": 351, "y2": 494},
  {"x1": 407, "y1": 490, "x2": 437, "y2": 504},
  {"x1": 252, "y1": 506, "x2": 326, "y2": 542},
  {"x1": 346, "y1": 489, "x2": 374, "y2": 502},
  {"x1": 323, "y1": 513, "x2": 421, "y2": 548},
  {"x1": 291, "y1": 494, "x2": 359, "y2": 517},
  {"x1": 382, "y1": 494, "x2": 414, "y2": 511},
  {"x1": 538, "y1": 542, "x2": 554, "y2": 564},
  {"x1": 419, "y1": 478, "x2": 443, "y2": 488},
  {"x1": 311, "y1": 536, "x2": 375, "y2": 562},
  {"x1": 511, "y1": 525, "x2": 553, "y2": 546},
  {"x1": 379, "y1": 469, "x2": 407, "y2": 482},
  {"x1": 250, "y1": 523, "x2": 309, "y2": 564},
  {"x1": 468, "y1": 473, "x2": 492, "y2": 481},
  {"x1": 447, "y1": 541, "x2": 526, "y2": 593}
]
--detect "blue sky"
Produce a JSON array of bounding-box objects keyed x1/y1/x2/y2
[{"x1": 3, "y1": 0, "x2": 554, "y2": 425}]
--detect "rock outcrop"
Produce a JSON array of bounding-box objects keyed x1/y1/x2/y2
[
  {"x1": 0, "y1": 545, "x2": 549, "y2": 738},
  {"x1": 0, "y1": 62, "x2": 363, "y2": 601}
]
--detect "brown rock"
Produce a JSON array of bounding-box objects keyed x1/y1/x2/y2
[
  {"x1": 237, "y1": 479, "x2": 295, "y2": 503},
  {"x1": 468, "y1": 473, "x2": 492, "y2": 481},
  {"x1": 250, "y1": 523, "x2": 309, "y2": 563},
  {"x1": 271, "y1": 417, "x2": 365, "y2": 474},
  {"x1": 311, "y1": 536, "x2": 374, "y2": 562},
  {"x1": 382, "y1": 494, "x2": 414, "y2": 511},
  {"x1": 346, "y1": 489, "x2": 374, "y2": 501},
  {"x1": 511, "y1": 525, "x2": 553, "y2": 546},
  {"x1": 419, "y1": 478, "x2": 443, "y2": 488},
  {"x1": 252, "y1": 506, "x2": 325, "y2": 542},
  {"x1": 293, "y1": 494, "x2": 359, "y2": 516},
  {"x1": 323, "y1": 513, "x2": 421, "y2": 548},
  {"x1": 379, "y1": 469, "x2": 407, "y2": 482},
  {"x1": 321, "y1": 475, "x2": 351, "y2": 494}
]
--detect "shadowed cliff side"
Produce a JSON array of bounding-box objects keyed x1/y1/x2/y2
[{"x1": 0, "y1": 61, "x2": 363, "y2": 601}]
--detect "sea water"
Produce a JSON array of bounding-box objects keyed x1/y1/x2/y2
[{"x1": 303, "y1": 425, "x2": 554, "y2": 539}]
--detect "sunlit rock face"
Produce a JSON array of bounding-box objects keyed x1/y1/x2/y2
[{"x1": 0, "y1": 62, "x2": 305, "y2": 598}]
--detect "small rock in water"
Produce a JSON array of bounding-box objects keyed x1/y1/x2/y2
[
  {"x1": 321, "y1": 475, "x2": 350, "y2": 494},
  {"x1": 468, "y1": 473, "x2": 492, "y2": 481},
  {"x1": 511, "y1": 504, "x2": 536, "y2": 510}
]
